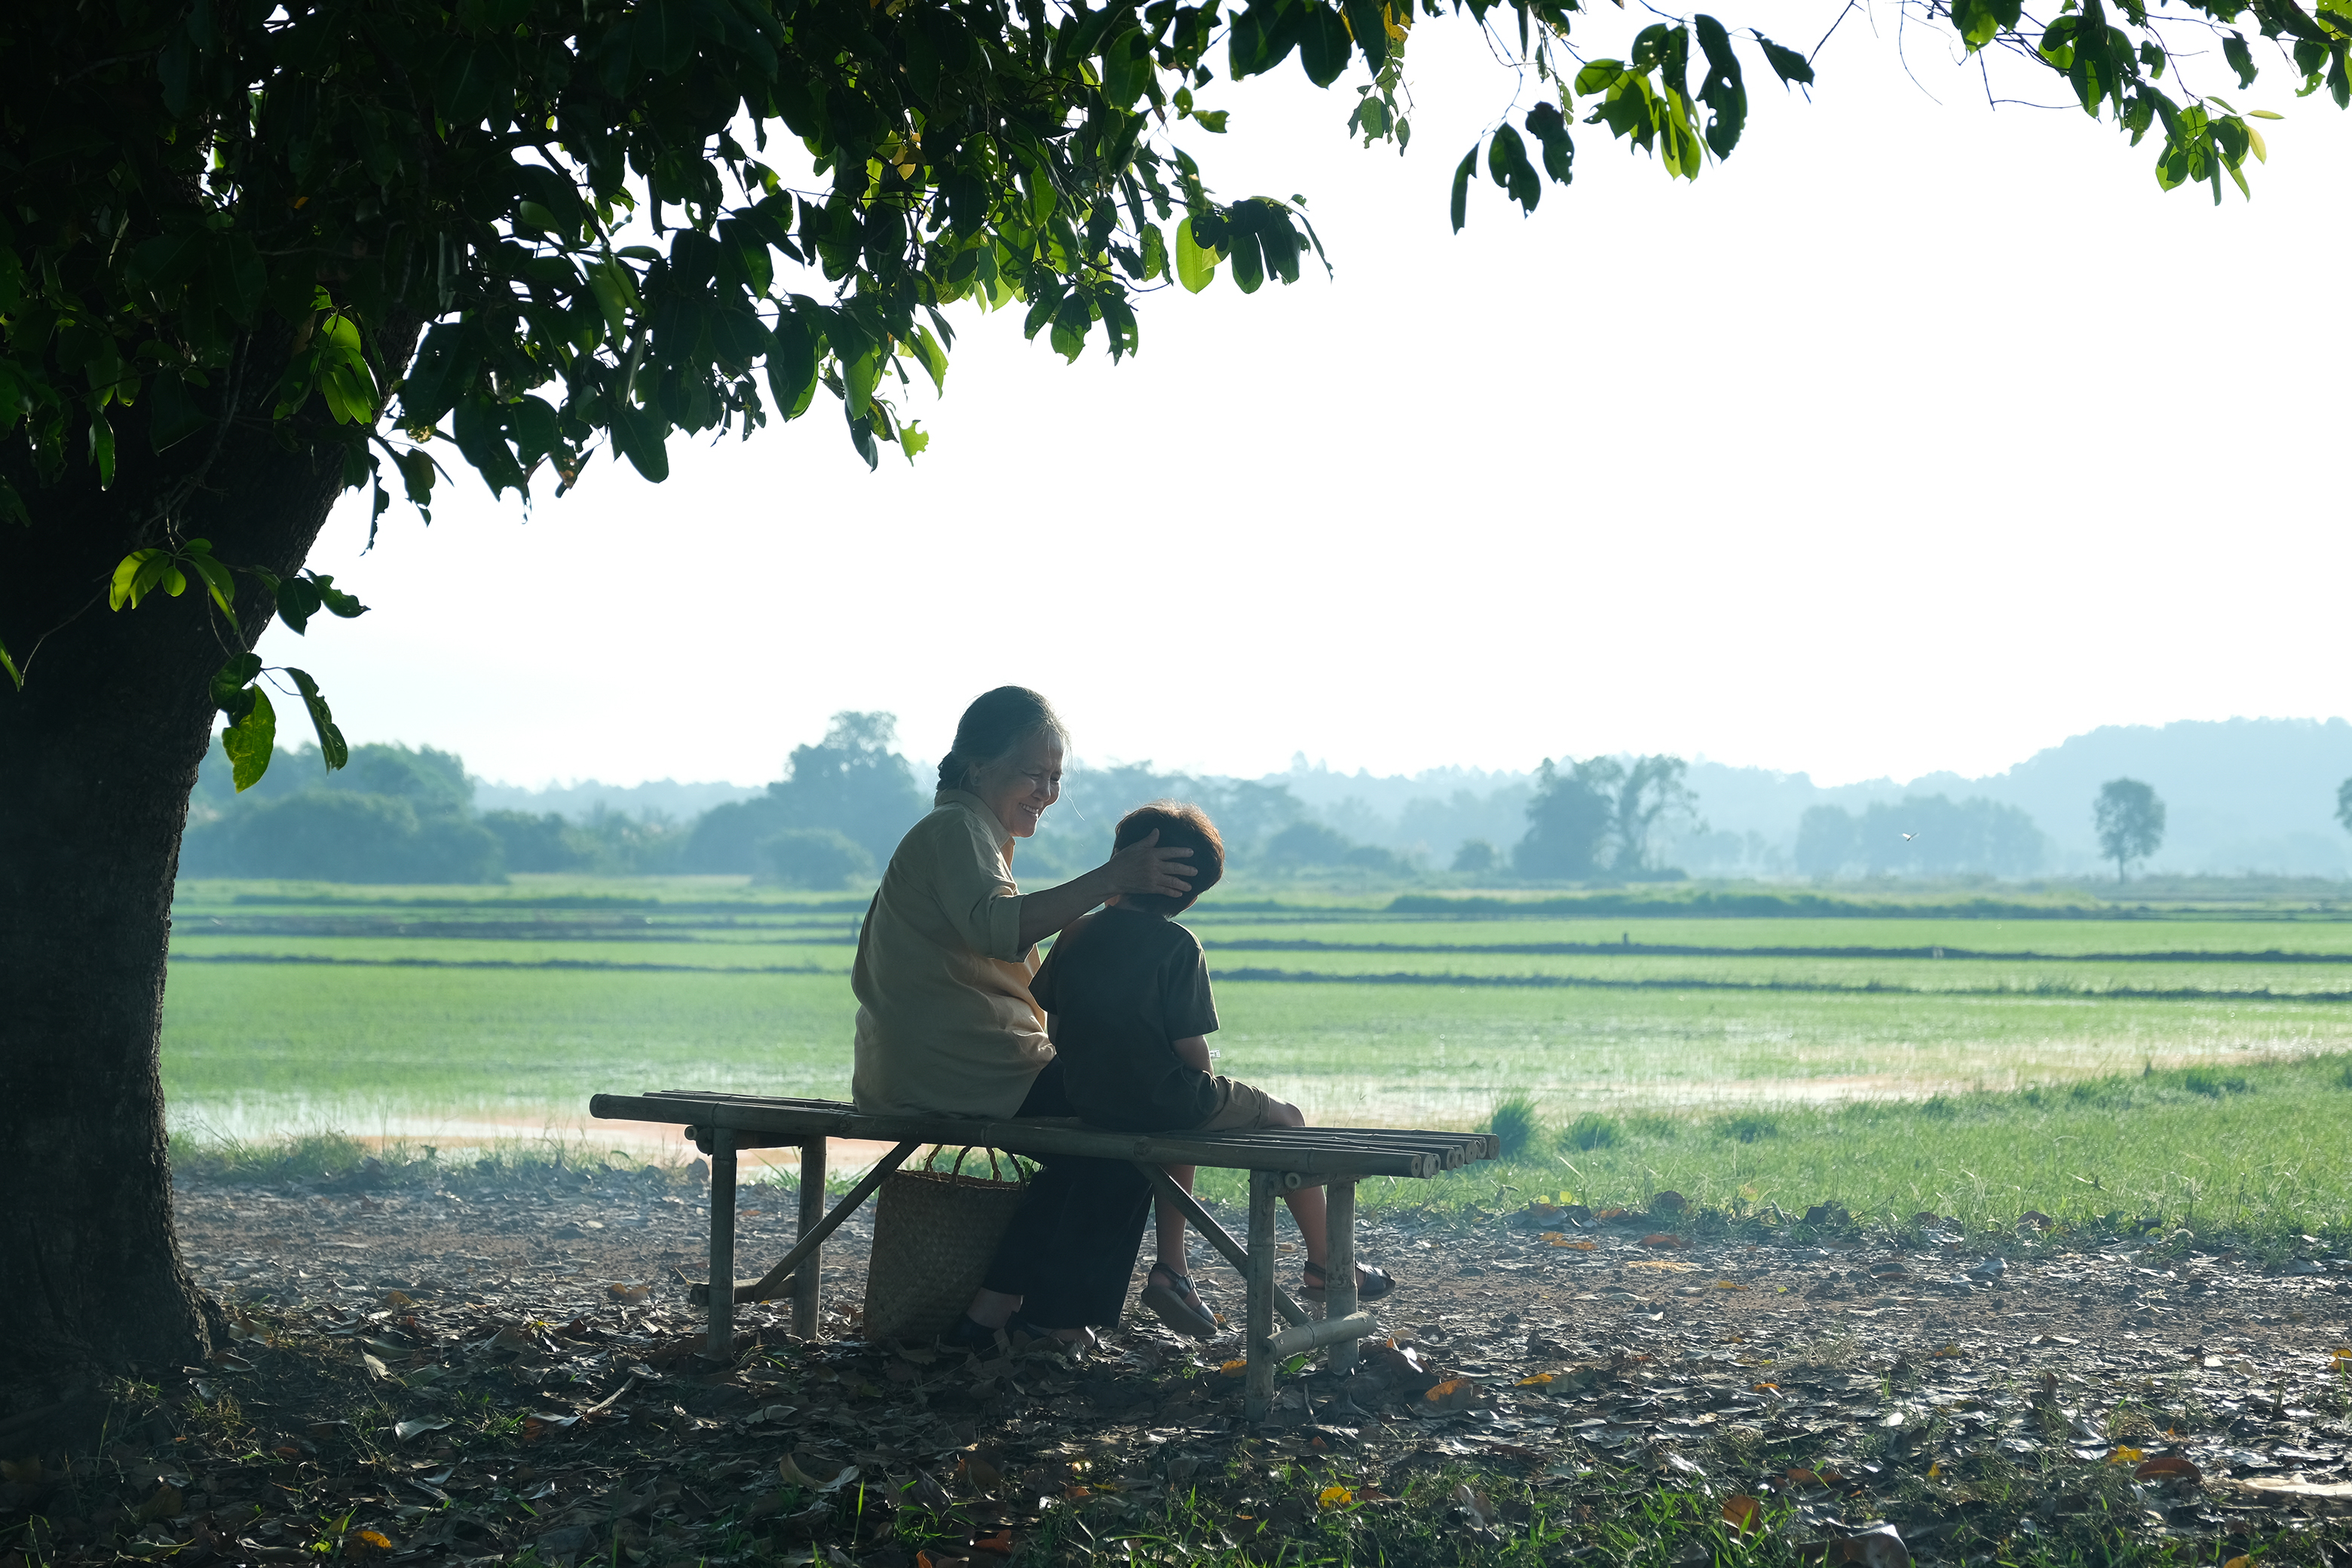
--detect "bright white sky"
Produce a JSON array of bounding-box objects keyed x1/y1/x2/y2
[{"x1": 256, "y1": 8, "x2": 2352, "y2": 790}]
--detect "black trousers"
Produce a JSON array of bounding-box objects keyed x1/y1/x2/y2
[{"x1": 980, "y1": 1059, "x2": 1154, "y2": 1328}]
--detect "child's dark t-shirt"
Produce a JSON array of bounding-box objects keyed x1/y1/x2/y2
[{"x1": 1030, "y1": 906, "x2": 1220, "y2": 1132}]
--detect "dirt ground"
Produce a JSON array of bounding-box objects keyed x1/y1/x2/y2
[{"x1": 8, "y1": 1161, "x2": 2350, "y2": 1568}]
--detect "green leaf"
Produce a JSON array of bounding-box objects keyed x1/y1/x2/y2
[
  {"x1": 1450, "y1": 145, "x2": 1478, "y2": 232},
  {"x1": 1226, "y1": 228, "x2": 1266, "y2": 293},
  {"x1": 90, "y1": 408, "x2": 116, "y2": 489},
  {"x1": 768, "y1": 311, "x2": 820, "y2": 418},
  {"x1": 1526, "y1": 101, "x2": 1576, "y2": 183},
  {"x1": 2225, "y1": 32, "x2": 2260, "y2": 86},
  {"x1": 221, "y1": 687, "x2": 277, "y2": 792},
  {"x1": 148, "y1": 372, "x2": 208, "y2": 452},
  {"x1": 908, "y1": 326, "x2": 950, "y2": 395},
  {"x1": 1488, "y1": 124, "x2": 1542, "y2": 211},
  {"x1": 1951, "y1": 0, "x2": 2023, "y2": 51},
  {"x1": 111, "y1": 550, "x2": 163, "y2": 611},
  {"x1": 1752, "y1": 32, "x2": 1815, "y2": 87},
  {"x1": 844, "y1": 350, "x2": 880, "y2": 417},
  {"x1": 210, "y1": 651, "x2": 264, "y2": 709},
  {"x1": 611, "y1": 404, "x2": 671, "y2": 483},
  {"x1": 274, "y1": 573, "x2": 323, "y2": 633},
  {"x1": 1574, "y1": 59, "x2": 1626, "y2": 96},
  {"x1": 1175, "y1": 216, "x2": 1219, "y2": 292},
  {"x1": 0, "y1": 635, "x2": 20, "y2": 691},
  {"x1": 1693, "y1": 14, "x2": 1747, "y2": 159},
  {"x1": 1343, "y1": 0, "x2": 1389, "y2": 72},
  {"x1": 182, "y1": 547, "x2": 240, "y2": 629},
  {"x1": 310, "y1": 574, "x2": 369, "y2": 620},
  {"x1": 283, "y1": 667, "x2": 349, "y2": 770},
  {"x1": 1297, "y1": 4, "x2": 1352, "y2": 87}
]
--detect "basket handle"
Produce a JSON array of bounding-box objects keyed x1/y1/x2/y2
[{"x1": 926, "y1": 1144, "x2": 1026, "y2": 1186}]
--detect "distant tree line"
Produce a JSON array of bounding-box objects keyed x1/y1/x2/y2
[
  {"x1": 188, "y1": 730, "x2": 2220, "y2": 889},
  {"x1": 1794, "y1": 795, "x2": 2046, "y2": 879}
]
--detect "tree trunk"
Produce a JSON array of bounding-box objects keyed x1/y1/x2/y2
[{"x1": 0, "y1": 321, "x2": 412, "y2": 1415}]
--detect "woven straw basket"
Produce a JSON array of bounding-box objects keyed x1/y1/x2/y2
[{"x1": 862, "y1": 1146, "x2": 1027, "y2": 1344}]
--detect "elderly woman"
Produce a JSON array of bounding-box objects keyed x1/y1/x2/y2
[{"x1": 851, "y1": 686, "x2": 1193, "y2": 1346}]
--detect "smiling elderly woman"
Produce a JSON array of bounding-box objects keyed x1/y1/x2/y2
[{"x1": 850, "y1": 686, "x2": 1193, "y2": 1344}]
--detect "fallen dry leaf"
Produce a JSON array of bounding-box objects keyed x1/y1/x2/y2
[
  {"x1": 606, "y1": 1282, "x2": 651, "y2": 1305},
  {"x1": 1219, "y1": 1359, "x2": 1248, "y2": 1378},
  {"x1": 1424, "y1": 1378, "x2": 1483, "y2": 1413},
  {"x1": 1541, "y1": 1233, "x2": 1596, "y2": 1250},
  {"x1": 0, "y1": 1459, "x2": 44, "y2": 1486},
  {"x1": 958, "y1": 1453, "x2": 1005, "y2": 1492},
  {"x1": 1450, "y1": 1483, "x2": 1499, "y2": 1528},
  {"x1": 2134, "y1": 1456, "x2": 2202, "y2": 1484},
  {"x1": 780, "y1": 1456, "x2": 860, "y2": 1493},
  {"x1": 2232, "y1": 1479, "x2": 2352, "y2": 1510},
  {"x1": 1317, "y1": 1486, "x2": 1355, "y2": 1511},
  {"x1": 969, "y1": 1529, "x2": 1014, "y2": 1554},
  {"x1": 1803, "y1": 1525, "x2": 1908, "y2": 1567},
  {"x1": 1722, "y1": 1496, "x2": 1764, "y2": 1538},
  {"x1": 354, "y1": 1531, "x2": 393, "y2": 1552},
  {"x1": 1714, "y1": 1280, "x2": 1747, "y2": 1291},
  {"x1": 2106, "y1": 1446, "x2": 2144, "y2": 1465},
  {"x1": 1517, "y1": 1373, "x2": 1554, "y2": 1387},
  {"x1": 1627, "y1": 1260, "x2": 1697, "y2": 1272},
  {"x1": 136, "y1": 1484, "x2": 184, "y2": 1524},
  {"x1": 1637, "y1": 1233, "x2": 1689, "y2": 1250}
]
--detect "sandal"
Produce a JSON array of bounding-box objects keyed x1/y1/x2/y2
[
  {"x1": 1141, "y1": 1264, "x2": 1221, "y2": 1339},
  {"x1": 1301, "y1": 1260, "x2": 1398, "y2": 1303},
  {"x1": 945, "y1": 1314, "x2": 1009, "y2": 1352}
]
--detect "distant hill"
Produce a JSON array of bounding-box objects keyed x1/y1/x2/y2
[
  {"x1": 1667, "y1": 718, "x2": 2352, "y2": 877},
  {"x1": 470, "y1": 777, "x2": 761, "y2": 822}
]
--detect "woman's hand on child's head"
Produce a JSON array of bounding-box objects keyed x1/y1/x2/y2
[{"x1": 1106, "y1": 828, "x2": 1194, "y2": 899}]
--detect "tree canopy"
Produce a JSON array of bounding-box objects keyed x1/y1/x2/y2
[
  {"x1": 2094, "y1": 776, "x2": 2167, "y2": 880},
  {"x1": 5, "y1": 0, "x2": 2340, "y2": 787}
]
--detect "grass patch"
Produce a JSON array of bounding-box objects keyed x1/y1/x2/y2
[
  {"x1": 1560, "y1": 1113, "x2": 1621, "y2": 1151},
  {"x1": 1202, "y1": 1050, "x2": 2352, "y2": 1252},
  {"x1": 1484, "y1": 1094, "x2": 1545, "y2": 1159}
]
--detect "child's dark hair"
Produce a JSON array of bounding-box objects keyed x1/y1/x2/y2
[{"x1": 1114, "y1": 801, "x2": 1223, "y2": 916}]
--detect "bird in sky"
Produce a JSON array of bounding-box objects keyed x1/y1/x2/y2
[{"x1": 1902, "y1": 832, "x2": 1920, "y2": 842}]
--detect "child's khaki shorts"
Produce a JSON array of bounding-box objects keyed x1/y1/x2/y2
[{"x1": 1196, "y1": 1075, "x2": 1284, "y2": 1131}]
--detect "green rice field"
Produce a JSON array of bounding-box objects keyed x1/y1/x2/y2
[{"x1": 161, "y1": 877, "x2": 2352, "y2": 1238}]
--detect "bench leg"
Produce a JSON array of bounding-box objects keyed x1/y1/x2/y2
[
  {"x1": 1130, "y1": 1162, "x2": 1308, "y2": 1328},
  {"x1": 794, "y1": 1137, "x2": 826, "y2": 1340},
  {"x1": 1245, "y1": 1168, "x2": 1277, "y2": 1425},
  {"x1": 707, "y1": 1127, "x2": 737, "y2": 1361},
  {"x1": 1325, "y1": 1179, "x2": 1359, "y2": 1374}
]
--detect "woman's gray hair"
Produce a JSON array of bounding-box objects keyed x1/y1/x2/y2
[{"x1": 938, "y1": 687, "x2": 1067, "y2": 793}]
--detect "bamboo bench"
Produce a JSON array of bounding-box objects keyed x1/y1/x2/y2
[{"x1": 588, "y1": 1090, "x2": 1496, "y2": 1421}]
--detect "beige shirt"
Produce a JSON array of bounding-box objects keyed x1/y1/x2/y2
[{"x1": 849, "y1": 789, "x2": 1049, "y2": 1118}]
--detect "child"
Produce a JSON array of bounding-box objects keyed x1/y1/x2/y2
[{"x1": 1028, "y1": 801, "x2": 1397, "y2": 1339}]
